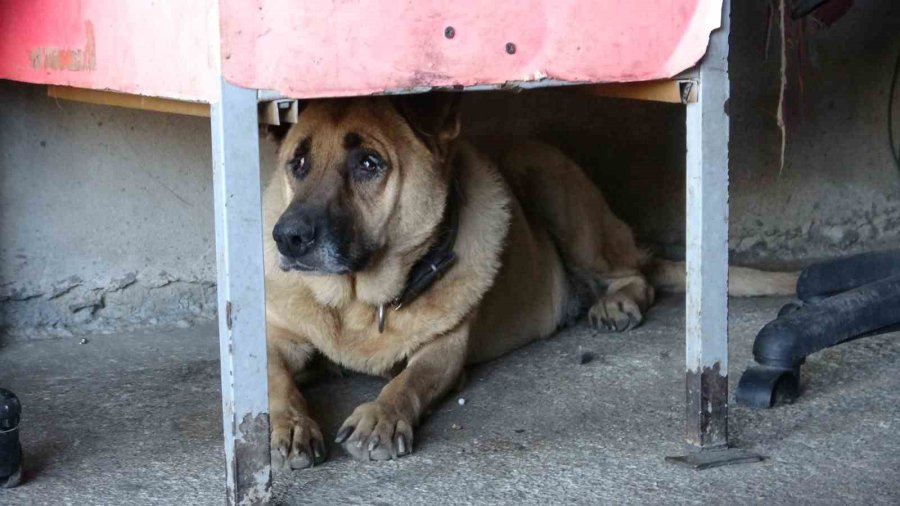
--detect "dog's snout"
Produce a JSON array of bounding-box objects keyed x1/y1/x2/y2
[{"x1": 273, "y1": 214, "x2": 318, "y2": 258}]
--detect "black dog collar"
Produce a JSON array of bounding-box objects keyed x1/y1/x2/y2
[{"x1": 378, "y1": 179, "x2": 461, "y2": 333}]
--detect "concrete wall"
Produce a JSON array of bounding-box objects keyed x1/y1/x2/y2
[
  {"x1": 718, "y1": 0, "x2": 900, "y2": 265},
  {"x1": 463, "y1": 0, "x2": 900, "y2": 267},
  {"x1": 1, "y1": 0, "x2": 898, "y2": 338},
  {"x1": 0, "y1": 82, "x2": 277, "y2": 338}
]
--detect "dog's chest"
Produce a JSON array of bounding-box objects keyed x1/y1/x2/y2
[{"x1": 307, "y1": 302, "x2": 429, "y2": 375}]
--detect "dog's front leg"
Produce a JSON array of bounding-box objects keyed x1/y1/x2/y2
[
  {"x1": 335, "y1": 323, "x2": 469, "y2": 461},
  {"x1": 267, "y1": 328, "x2": 326, "y2": 470}
]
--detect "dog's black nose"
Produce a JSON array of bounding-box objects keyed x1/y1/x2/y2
[{"x1": 273, "y1": 215, "x2": 317, "y2": 258}]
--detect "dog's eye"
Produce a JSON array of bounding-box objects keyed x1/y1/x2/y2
[
  {"x1": 361, "y1": 155, "x2": 380, "y2": 171},
  {"x1": 288, "y1": 137, "x2": 312, "y2": 178},
  {"x1": 354, "y1": 153, "x2": 384, "y2": 180},
  {"x1": 288, "y1": 155, "x2": 307, "y2": 178}
]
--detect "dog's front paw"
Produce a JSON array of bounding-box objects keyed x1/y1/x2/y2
[
  {"x1": 588, "y1": 292, "x2": 643, "y2": 332},
  {"x1": 270, "y1": 410, "x2": 326, "y2": 470},
  {"x1": 334, "y1": 401, "x2": 414, "y2": 461}
]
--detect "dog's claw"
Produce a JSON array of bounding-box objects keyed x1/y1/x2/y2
[
  {"x1": 271, "y1": 410, "x2": 327, "y2": 471},
  {"x1": 335, "y1": 425, "x2": 354, "y2": 443},
  {"x1": 396, "y1": 434, "x2": 409, "y2": 456},
  {"x1": 589, "y1": 293, "x2": 644, "y2": 334},
  {"x1": 367, "y1": 435, "x2": 381, "y2": 452},
  {"x1": 287, "y1": 441, "x2": 319, "y2": 470},
  {"x1": 306, "y1": 442, "x2": 317, "y2": 467},
  {"x1": 338, "y1": 401, "x2": 415, "y2": 461},
  {"x1": 313, "y1": 439, "x2": 326, "y2": 464},
  {"x1": 600, "y1": 317, "x2": 614, "y2": 331}
]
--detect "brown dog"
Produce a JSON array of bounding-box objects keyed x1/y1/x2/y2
[{"x1": 262, "y1": 93, "x2": 796, "y2": 468}]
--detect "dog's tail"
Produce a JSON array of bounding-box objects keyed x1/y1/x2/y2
[{"x1": 647, "y1": 259, "x2": 799, "y2": 297}]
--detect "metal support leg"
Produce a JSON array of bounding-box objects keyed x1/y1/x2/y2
[
  {"x1": 210, "y1": 80, "x2": 272, "y2": 504},
  {"x1": 666, "y1": 0, "x2": 761, "y2": 469}
]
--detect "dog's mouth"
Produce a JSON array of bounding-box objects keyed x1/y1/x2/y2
[
  {"x1": 278, "y1": 253, "x2": 357, "y2": 275},
  {"x1": 278, "y1": 254, "x2": 313, "y2": 272}
]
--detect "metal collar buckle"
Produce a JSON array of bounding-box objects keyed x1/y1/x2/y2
[{"x1": 377, "y1": 298, "x2": 403, "y2": 333}]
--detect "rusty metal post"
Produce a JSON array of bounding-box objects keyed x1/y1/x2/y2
[
  {"x1": 210, "y1": 78, "x2": 273, "y2": 504},
  {"x1": 208, "y1": 0, "x2": 273, "y2": 501},
  {"x1": 666, "y1": 0, "x2": 762, "y2": 469}
]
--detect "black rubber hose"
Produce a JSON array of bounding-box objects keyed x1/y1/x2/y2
[
  {"x1": 796, "y1": 250, "x2": 900, "y2": 300},
  {"x1": 754, "y1": 274, "x2": 900, "y2": 368}
]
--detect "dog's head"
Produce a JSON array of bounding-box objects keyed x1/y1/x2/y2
[{"x1": 271, "y1": 93, "x2": 461, "y2": 276}]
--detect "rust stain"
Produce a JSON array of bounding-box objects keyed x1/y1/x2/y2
[
  {"x1": 685, "y1": 361, "x2": 728, "y2": 448},
  {"x1": 30, "y1": 21, "x2": 96, "y2": 72}
]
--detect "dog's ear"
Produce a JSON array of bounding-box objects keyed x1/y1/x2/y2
[
  {"x1": 391, "y1": 92, "x2": 462, "y2": 158},
  {"x1": 260, "y1": 124, "x2": 292, "y2": 144}
]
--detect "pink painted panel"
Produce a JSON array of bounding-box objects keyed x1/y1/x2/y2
[
  {"x1": 1, "y1": 0, "x2": 722, "y2": 100},
  {"x1": 0, "y1": 0, "x2": 217, "y2": 101},
  {"x1": 221, "y1": 0, "x2": 723, "y2": 98}
]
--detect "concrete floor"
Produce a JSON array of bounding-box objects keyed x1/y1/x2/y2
[{"x1": 1, "y1": 296, "x2": 899, "y2": 505}]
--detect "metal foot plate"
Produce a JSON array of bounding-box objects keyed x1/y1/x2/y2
[{"x1": 665, "y1": 447, "x2": 764, "y2": 470}]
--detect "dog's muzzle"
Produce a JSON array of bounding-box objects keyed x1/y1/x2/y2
[{"x1": 273, "y1": 211, "x2": 317, "y2": 260}]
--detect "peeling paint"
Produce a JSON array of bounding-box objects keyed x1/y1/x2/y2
[
  {"x1": 68, "y1": 293, "x2": 104, "y2": 314},
  {"x1": 48, "y1": 276, "x2": 83, "y2": 299},
  {"x1": 731, "y1": 201, "x2": 900, "y2": 267},
  {"x1": 0, "y1": 285, "x2": 42, "y2": 302},
  {"x1": 232, "y1": 413, "x2": 272, "y2": 506},
  {"x1": 29, "y1": 21, "x2": 96, "y2": 72},
  {"x1": 0, "y1": 272, "x2": 217, "y2": 340}
]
